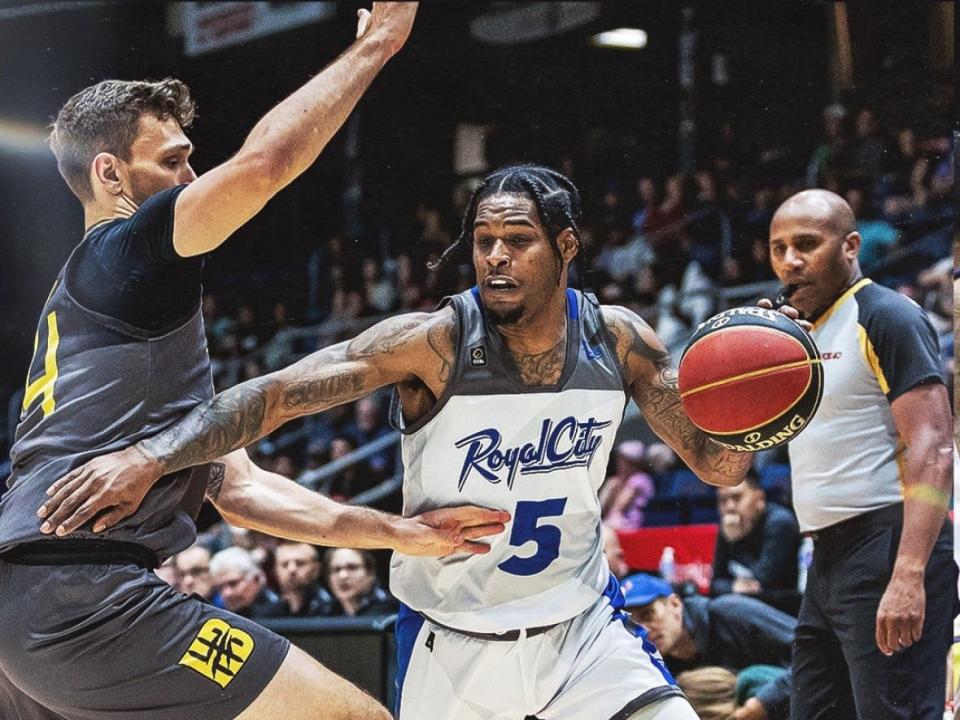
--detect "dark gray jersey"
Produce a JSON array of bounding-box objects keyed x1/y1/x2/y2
[{"x1": 2, "y1": 238, "x2": 213, "y2": 558}]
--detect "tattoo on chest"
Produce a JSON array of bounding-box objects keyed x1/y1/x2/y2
[{"x1": 511, "y1": 339, "x2": 566, "y2": 386}]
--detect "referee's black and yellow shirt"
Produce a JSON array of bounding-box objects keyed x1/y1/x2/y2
[{"x1": 788, "y1": 278, "x2": 944, "y2": 532}]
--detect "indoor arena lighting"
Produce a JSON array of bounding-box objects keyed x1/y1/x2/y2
[
  {"x1": 0, "y1": 118, "x2": 49, "y2": 154},
  {"x1": 590, "y1": 27, "x2": 648, "y2": 50}
]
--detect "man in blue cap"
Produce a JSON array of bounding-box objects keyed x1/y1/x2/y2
[{"x1": 622, "y1": 573, "x2": 795, "y2": 720}]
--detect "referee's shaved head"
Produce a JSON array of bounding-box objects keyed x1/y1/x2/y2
[
  {"x1": 772, "y1": 189, "x2": 857, "y2": 238},
  {"x1": 768, "y1": 188, "x2": 862, "y2": 320}
]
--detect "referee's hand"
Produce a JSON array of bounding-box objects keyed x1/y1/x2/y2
[{"x1": 875, "y1": 570, "x2": 925, "y2": 655}]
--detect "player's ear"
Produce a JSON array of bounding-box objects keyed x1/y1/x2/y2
[
  {"x1": 91, "y1": 152, "x2": 124, "y2": 196},
  {"x1": 558, "y1": 228, "x2": 578, "y2": 263},
  {"x1": 843, "y1": 231, "x2": 861, "y2": 260}
]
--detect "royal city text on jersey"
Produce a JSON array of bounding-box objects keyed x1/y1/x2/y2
[{"x1": 455, "y1": 416, "x2": 612, "y2": 491}]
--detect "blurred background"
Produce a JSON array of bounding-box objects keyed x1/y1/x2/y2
[{"x1": 0, "y1": 0, "x2": 954, "y2": 708}]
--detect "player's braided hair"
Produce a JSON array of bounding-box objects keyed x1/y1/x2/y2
[
  {"x1": 50, "y1": 78, "x2": 196, "y2": 203},
  {"x1": 431, "y1": 164, "x2": 586, "y2": 286}
]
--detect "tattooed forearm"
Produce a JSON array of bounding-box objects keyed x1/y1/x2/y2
[
  {"x1": 608, "y1": 306, "x2": 751, "y2": 485},
  {"x1": 206, "y1": 462, "x2": 226, "y2": 501},
  {"x1": 139, "y1": 376, "x2": 276, "y2": 475},
  {"x1": 281, "y1": 372, "x2": 366, "y2": 412}
]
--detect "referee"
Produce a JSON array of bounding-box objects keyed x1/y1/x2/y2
[{"x1": 768, "y1": 189, "x2": 956, "y2": 720}]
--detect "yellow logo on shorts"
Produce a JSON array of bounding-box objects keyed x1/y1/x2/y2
[{"x1": 179, "y1": 618, "x2": 255, "y2": 688}]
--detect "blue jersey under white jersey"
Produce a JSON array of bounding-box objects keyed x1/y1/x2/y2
[{"x1": 390, "y1": 288, "x2": 628, "y2": 633}]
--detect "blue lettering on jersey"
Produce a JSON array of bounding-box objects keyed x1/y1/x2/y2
[{"x1": 455, "y1": 416, "x2": 611, "y2": 491}]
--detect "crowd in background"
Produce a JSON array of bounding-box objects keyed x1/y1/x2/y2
[{"x1": 0, "y1": 97, "x2": 953, "y2": 715}]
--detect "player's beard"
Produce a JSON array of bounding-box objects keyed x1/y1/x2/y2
[{"x1": 488, "y1": 303, "x2": 525, "y2": 326}]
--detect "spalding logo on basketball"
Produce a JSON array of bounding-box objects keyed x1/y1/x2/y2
[{"x1": 678, "y1": 306, "x2": 823, "y2": 452}]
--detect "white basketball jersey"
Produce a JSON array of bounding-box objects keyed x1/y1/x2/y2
[{"x1": 390, "y1": 288, "x2": 628, "y2": 633}]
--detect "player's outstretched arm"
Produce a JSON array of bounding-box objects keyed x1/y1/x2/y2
[
  {"x1": 171, "y1": 2, "x2": 417, "y2": 257},
  {"x1": 207, "y1": 450, "x2": 509, "y2": 556},
  {"x1": 38, "y1": 310, "x2": 454, "y2": 535},
  {"x1": 602, "y1": 305, "x2": 751, "y2": 487}
]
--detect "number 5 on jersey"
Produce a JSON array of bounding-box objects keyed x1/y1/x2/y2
[
  {"x1": 497, "y1": 498, "x2": 567, "y2": 576},
  {"x1": 23, "y1": 311, "x2": 61, "y2": 419}
]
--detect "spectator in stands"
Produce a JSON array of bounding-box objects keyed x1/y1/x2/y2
[
  {"x1": 711, "y1": 470, "x2": 800, "y2": 605},
  {"x1": 675, "y1": 666, "x2": 738, "y2": 720},
  {"x1": 599, "y1": 440, "x2": 655, "y2": 530},
  {"x1": 323, "y1": 548, "x2": 397, "y2": 617},
  {"x1": 155, "y1": 557, "x2": 180, "y2": 589},
  {"x1": 623, "y1": 573, "x2": 793, "y2": 720},
  {"x1": 845, "y1": 186, "x2": 898, "y2": 274},
  {"x1": 342, "y1": 394, "x2": 395, "y2": 482},
  {"x1": 806, "y1": 103, "x2": 849, "y2": 189},
  {"x1": 175, "y1": 544, "x2": 220, "y2": 605},
  {"x1": 601, "y1": 524, "x2": 629, "y2": 579},
  {"x1": 210, "y1": 546, "x2": 284, "y2": 619},
  {"x1": 274, "y1": 541, "x2": 334, "y2": 617}
]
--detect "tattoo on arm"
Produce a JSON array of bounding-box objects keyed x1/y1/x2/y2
[
  {"x1": 425, "y1": 320, "x2": 455, "y2": 384},
  {"x1": 607, "y1": 307, "x2": 750, "y2": 483},
  {"x1": 280, "y1": 373, "x2": 365, "y2": 411},
  {"x1": 140, "y1": 376, "x2": 275, "y2": 476},
  {"x1": 206, "y1": 462, "x2": 226, "y2": 501}
]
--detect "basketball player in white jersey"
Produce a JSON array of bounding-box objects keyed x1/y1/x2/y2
[{"x1": 40, "y1": 165, "x2": 765, "y2": 719}]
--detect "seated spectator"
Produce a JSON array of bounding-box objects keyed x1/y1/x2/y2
[
  {"x1": 210, "y1": 547, "x2": 284, "y2": 619},
  {"x1": 623, "y1": 573, "x2": 794, "y2": 720},
  {"x1": 155, "y1": 557, "x2": 180, "y2": 589},
  {"x1": 675, "y1": 666, "x2": 738, "y2": 720},
  {"x1": 599, "y1": 440, "x2": 655, "y2": 530},
  {"x1": 711, "y1": 469, "x2": 800, "y2": 606},
  {"x1": 274, "y1": 541, "x2": 334, "y2": 617},
  {"x1": 323, "y1": 548, "x2": 398, "y2": 617},
  {"x1": 846, "y1": 186, "x2": 898, "y2": 274},
  {"x1": 602, "y1": 523, "x2": 629, "y2": 579},
  {"x1": 175, "y1": 544, "x2": 221, "y2": 606}
]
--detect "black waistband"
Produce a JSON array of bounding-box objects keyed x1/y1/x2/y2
[
  {"x1": 0, "y1": 539, "x2": 159, "y2": 569},
  {"x1": 423, "y1": 614, "x2": 561, "y2": 642},
  {"x1": 804, "y1": 502, "x2": 903, "y2": 542}
]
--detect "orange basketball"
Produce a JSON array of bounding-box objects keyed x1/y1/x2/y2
[{"x1": 678, "y1": 307, "x2": 823, "y2": 451}]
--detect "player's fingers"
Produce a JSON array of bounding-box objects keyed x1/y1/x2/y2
[
  {"x1": 356, "y1": 8, "x2": 371, "y2": 39},
  {"x1": 39, "y1": 479, "x2": 95, "y2": 531},
  {"x1": 757, "y1": 298, "x2": 773, "y2": 309},
  {"x1": 454, "y1": 541, "x2": 491, "y2": 555},
  {"x1": 92, "y1": 505, "x2": 135, "y2": 533},
  {"x1": 460, "y1": 523, "x2": 506, "y2": 541},
  {"x1": 436, "y1": 506, "x2": 511, "y2": 527},
  {"x1": 54, "y1": 499, "x2": 107, "y2": 536},
  {"x1": 44, "y1": 466, "x2": 88, "y2": 499}
]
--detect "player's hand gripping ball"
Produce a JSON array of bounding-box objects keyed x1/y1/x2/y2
[{"x1": 678, "y1": 306, "x2": 823, "y2": 451}]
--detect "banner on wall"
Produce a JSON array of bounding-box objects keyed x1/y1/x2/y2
[{"x1": 182, "y1": 2, "x2": 335, "y2": 57}]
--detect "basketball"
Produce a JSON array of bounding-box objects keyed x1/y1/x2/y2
[{"x1": 678, "y1": 307, "x2": 823, "y2": 452}]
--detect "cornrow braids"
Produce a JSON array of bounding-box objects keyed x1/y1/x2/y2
[{"x1": 430, "y1": 164, "x2": 587, "y2": 288}]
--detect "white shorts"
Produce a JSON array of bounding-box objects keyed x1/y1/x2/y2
[{"x1": 394, "y1": 578, "x2": 682, "y2": 720}]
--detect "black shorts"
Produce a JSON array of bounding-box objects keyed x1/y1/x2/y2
[{"x1": 0, "y1": 560, "x2": 289, "y2": 720}]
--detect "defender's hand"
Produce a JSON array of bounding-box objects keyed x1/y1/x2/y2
[
  {"x1": 37, "y1": 446, "x2": 163, "y2": 536},
  {"x1": 876, "y1": 569, "x2": 925, "y2": 655},
  {"x1": 356, "y1": 2, "x2": 418, "y2": 57},
  {"x1": 756, "y1": 297, "x2": 813, "y2": 332},
  {"x1": 395, "y1": 506, "x2": 511, "y2": 557}
]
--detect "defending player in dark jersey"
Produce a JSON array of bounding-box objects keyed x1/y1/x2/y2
[{"x1": 0, "y1": 5, "x2": 511, "y2": 720}]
